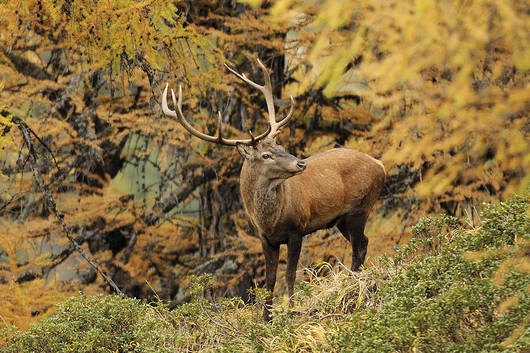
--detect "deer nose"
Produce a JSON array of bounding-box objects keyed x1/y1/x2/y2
[{"x1": 297, "y1": 161, "x2": 307, "y2": 171}]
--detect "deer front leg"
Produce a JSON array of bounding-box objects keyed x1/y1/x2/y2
[
  {"x1": 286, "y1": 234, "x2": 302, "y2": 308},
  {"x1": 261, "y1": 237, "x2": 279, "y2": 321}
]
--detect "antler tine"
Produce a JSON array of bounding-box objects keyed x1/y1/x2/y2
[
  {"x1": 270, "y1": 96, "x2": 295, "y2": 138},
  {"x1": 248, "y1": 130, "x2": 256, "y2": 146},
  {"x1": 224, "y1": 63, "x2": 264, "y2": 91},
  {"x1": 226, "y1": 60, "x2": 276, "y2": 130},
  {"x1": 255, "y1": 59, "x2": 277, "y2": 133},
  {"x1": 216, "y1": 111, "x2": 225, "y2": 143},
  {"x1": 161, "y1": 83, "x2": 178, "y2": 119},
  {"x1": 161, "y1": 83, "x2": 270, "y2": 146},
  {"x1": 226, "y1": 59, "x2": 295, "y2": 139}
]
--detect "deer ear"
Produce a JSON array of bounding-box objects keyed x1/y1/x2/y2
[{"x1": 236, "y1": 143, "x2": 253, "y2": 159}]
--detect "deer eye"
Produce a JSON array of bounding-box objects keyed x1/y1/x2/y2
[{"x1": 262, "y1": 153, "x2": 272, "y2": 160}]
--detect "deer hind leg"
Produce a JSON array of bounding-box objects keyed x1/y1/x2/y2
[
  {"x1": 337, "y1": 214, "x2": 369, "y2": 271},
  {"x1": 261, "y1": 237, "x2": 279, "y2": 321}
]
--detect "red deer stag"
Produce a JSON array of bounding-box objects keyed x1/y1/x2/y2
[{"x1": 161, "y1": 59, "x2": 385, "y2": 321}]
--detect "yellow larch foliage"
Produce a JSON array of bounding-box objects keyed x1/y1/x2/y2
[
  {"x1": 0, "y1": 224, "x2": 72, "y2": 331},
  {"x1": 265, "y1": 0, "x2": 529, "y2": 205}
]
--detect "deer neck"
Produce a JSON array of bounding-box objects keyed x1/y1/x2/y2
[{"x1": 240, "y1": 162, "x2": 285, "y2": 235}]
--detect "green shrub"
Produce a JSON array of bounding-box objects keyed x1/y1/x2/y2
[
  {"x1": 1, "y1": 295, "x2": 177, "y2": 353},
  {"x1": 2, "y1": 194, "x2": 528, "y2": 352},
  {"x1": 328, "y1": 193, "x2": 529, "y2": 353}
]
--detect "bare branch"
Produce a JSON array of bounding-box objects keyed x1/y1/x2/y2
[{"x1": 14, "y1": 119, "x2": 123, "y2": 296}]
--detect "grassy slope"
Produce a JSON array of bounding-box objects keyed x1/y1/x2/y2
[{"x1": 2, "y1": 194, "x2": 529, "y2": 353}]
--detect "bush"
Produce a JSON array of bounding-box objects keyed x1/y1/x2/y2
[
  {"x1": 2, "y1": 194, "x2": 528, "y2": 352},
  {"x1": 1, "y1": 295, "x2": 177, "y2": 353},
  {"x1": 329, "y1": 193, "x2": 529, "y2": 352}
]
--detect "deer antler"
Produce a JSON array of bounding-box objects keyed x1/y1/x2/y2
[
  {"x1": 161, "y1": 59, "x2": 293, "y2": 145},
  {"x1": 161, "y1": 84, "x2": 270, "y2": 146},
  {"x1": 225, "y1": 58, "x2": 295, "y2": 138}
]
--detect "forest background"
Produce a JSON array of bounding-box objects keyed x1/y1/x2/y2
[{"x1": 0, "y1": 0, "x2": 528, "y2": 330}]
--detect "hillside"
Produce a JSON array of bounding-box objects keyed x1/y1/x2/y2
[{"x1": 2, "y1": 193, "x2": 528, "y2": 352}]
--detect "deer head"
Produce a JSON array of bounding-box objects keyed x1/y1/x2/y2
[{"x1": 236, "y1": 138, "x2": 306, "y2": 183}]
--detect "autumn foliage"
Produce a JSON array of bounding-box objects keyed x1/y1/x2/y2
[{"x1": 0, "y1": 0, "x2": 528, "y2": 330}]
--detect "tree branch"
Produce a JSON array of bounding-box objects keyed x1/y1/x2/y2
[{"x1": 14, "y1": 118, "x2": 123, "y2": 295}]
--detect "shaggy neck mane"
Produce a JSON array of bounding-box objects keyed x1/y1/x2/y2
[{"x1": 240, "y1": 161, "x2": 284, "y2": 234}]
